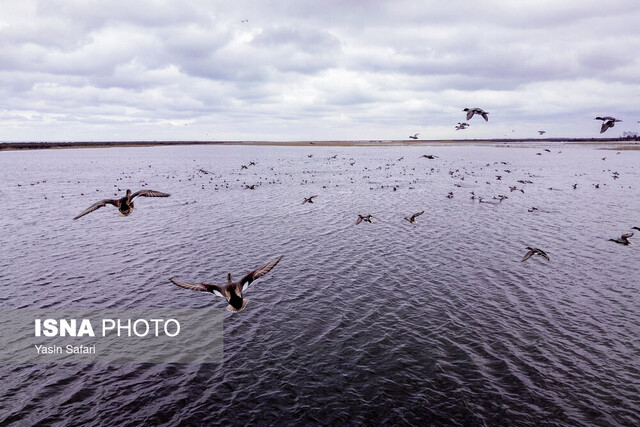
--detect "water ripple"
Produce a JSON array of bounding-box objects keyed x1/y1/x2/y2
[{"x1": 0, "y1": 144, "x2": 639, "y2": 425}]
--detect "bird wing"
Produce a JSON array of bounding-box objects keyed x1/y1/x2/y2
[
  {"x1": 131, "y1": 190, "x2": 171, "y2": 199},
  {"x1": 600, "y1": 122, "x2": 610, "y2": 133},
  {"x1": 412, "y1": 211, "x2": 425, "y2": 220},
  {"x1": 481, "y1": 112, "x2": 489, "y2": 121},
  {"x1": 537, "y1": 249, "x2": 550, "y2": 261},
  {"x1": 239, "y1": 256, "x2": 283, "y2": 291},
  {"x1": 73, "y1": 199, "x2": 118, "y2": 220},
  {"x1": 356, "y1": 216, "x2": 362, "y2": 225},
  {"x1": 521, "y1": 250, "x2": 534, "y2": 262},
  {"x1": 466, "y1": 110, "x2": 474, "y2": 121},
  {"x1": 621, "y1": 232, "x2": 634, "y2": 239},
  {"x1": 169, "y1": 278, "x2": 225, "y2": 298}
]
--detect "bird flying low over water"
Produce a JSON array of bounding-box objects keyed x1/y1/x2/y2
[
  {"x1": 595, "y1": 116, "x2": 622, "y2": 133},
  {"x1": 170, "y1": 256, "x2": 282, "y2": 312},
  {"x1": 409, "y1": 133, "x2": 419, "y2": 139},
  {"x1": 356, "y1": 214, "x2": 373, "y2": 225},
  {"x1": 404, "y1": 211, "x2": 424, "y2": 224},
  {"x1": 421, "y1": 154, "x2": 438, "y2": 159},
  {"x1": 463, "y1": 108, "x2": 489, "y2": 121},
  {"x1": 521, "y1": 247, "x2": 549, "y2": 262},
  {"x1": 538, "y1": 131, "x2": 546, "y2": 135},
  {"x1": 303, "y1": 195, "x2": 317, "y2": 204},
  {"x1": 609, "y1": 233, "x2": 634, "y2": 245},
  {"x1": 73, "y1": 189, "x2": 170, "y2": 220}
]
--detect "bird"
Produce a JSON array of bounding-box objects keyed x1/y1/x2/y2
[
  {"x1": 522, "y1": 247, "x2": 549, "y2": 262},
  {"x1": 356, "y1": 214, "x2": 372, "y2": 225},
  {"x1": 538, "y1": 131, "x2": 546, "y2": 135},
  {"x1": 409, "y1": 133, "x2": 419, "y2": 139},
  {"x1": 241, "y1": 18, "x2": 249, "y2": 23},
  {"x1": 170, "y1": 256, "x2": 282, "y2": 312},
  {"x1": 609, "y1": 233, "x2": 634, "y2": 245},
  {"x1": 303, "y1": 195, "x2": 317, "y2": 204},
  {"x1": 421, "y1": 154, "x2": 438, "y2": 159},
  {"x1": 455, "y1": 122, "x2": 469, "y2": 130},
  {"x1": 595, "y1": 116, "x2": 622, "y2": 133},
  {"x1": 404, "y1": 211, "x2": 424, "y2": 224},
  {"x1": 463, "y1": 107, "x2": 489, "y2": 121},
  {"x1": 73, "y1": 189, "x2": 170, "y2": 220}
]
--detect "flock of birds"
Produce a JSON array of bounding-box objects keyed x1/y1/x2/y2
[
  {"x1": 70, "y1": 135, "x2": 637, "y2": 312},
  {"x1": 408, "y1": 107, "x2": 628, "y2": 137}
]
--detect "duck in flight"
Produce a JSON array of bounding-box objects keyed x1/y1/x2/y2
[
  {"x1": 356, "y1": 214, "x2": 373, "y2": 225},
  {"x1": 404, "y1": 211, "x2": 424, "y2": 224},
  {"x1": 609, "y1": 233, "x2": 634, "y2": 245},
  {"x1": 409, "y1": 133, "x2": 419, "y2": 140},
  {"x1": 73, "y1": 189, "x2": 170, "y2": 220},
  {"x1": 170, "y1": 256, "x2": 282, "y2": 312},
  {"x1": 463, "y1": 107, "x2": 489, "y2": 121},
  {"x1": 521, "y1": 247, "x2": 549, "y2": 262},
  {"x1": 595, "y1": 116, "x2": 622, "y2": 133},
  {"x1": 303, "y1": 195, "x2": 317, "y2": 204}
]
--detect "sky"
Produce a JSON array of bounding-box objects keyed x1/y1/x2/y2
[{"x1": 1, "y1": 0, "x2": 640, "y2": 142}]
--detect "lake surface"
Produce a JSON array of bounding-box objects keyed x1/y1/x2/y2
[{"x1": 1, "y1": 143, "x2": 639, "y2": 425}]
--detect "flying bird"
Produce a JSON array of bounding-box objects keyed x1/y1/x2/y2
[
  {"x1": 595, "y1": 116, "x2": 622, "y2": 133},
  {"x1": 356, "y1": 214, "x2": 373, "y2": 225},
  {"x1": 421, "y1": 154, "x2": 438, "y2": 159},
  {"x1": 463, "y1": 107, "x2": 489, "y2": 121},
  {"x1": 73, "y1": 189, "x2": 170, "y2": 220},
  {"x1": 303, "y1": 195, "x2": 318, "y2": 204},
  {"x1": 404, "y1": 211, "x2": 424, "y2": 224},
  {"x1": 409, "y1": 133, "x2": 419, "y2": 139},
  {"x1": 170, "y1": 256, "x2": 282, "y2": 312},
  {"x1": 538, "y1": 131, "x2": 546, "y2": 135},
  {"x1": 609, "y1": 233, "x2": 634, "y2": 245},
  {"x1": 521, "y1": 247, "x2": 549, "y2": 262}
]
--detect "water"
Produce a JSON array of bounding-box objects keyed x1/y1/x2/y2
[{"x1": 1, "y1": 143, "x2": 639, "y2": 425}]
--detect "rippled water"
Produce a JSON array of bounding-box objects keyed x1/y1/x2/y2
[{"x1": 1, "y1": 143, "x2": 639, "y2": 425}]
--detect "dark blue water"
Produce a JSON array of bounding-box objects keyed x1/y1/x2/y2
[{"x1": 1, "y1": 143, "x2": 639, "y2": 425}]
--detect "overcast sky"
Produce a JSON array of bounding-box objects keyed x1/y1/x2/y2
[{"x1": 1, "y1": 0, "x2": 640, "y2": 142}]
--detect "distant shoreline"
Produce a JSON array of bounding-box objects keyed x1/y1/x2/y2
[{"x1": 1, "y1": 138, "x2": 639, "y2": 151}]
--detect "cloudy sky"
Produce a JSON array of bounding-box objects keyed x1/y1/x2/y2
[{"x1": 1, "y1": 0, "x2": 640, "y2": 142}]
